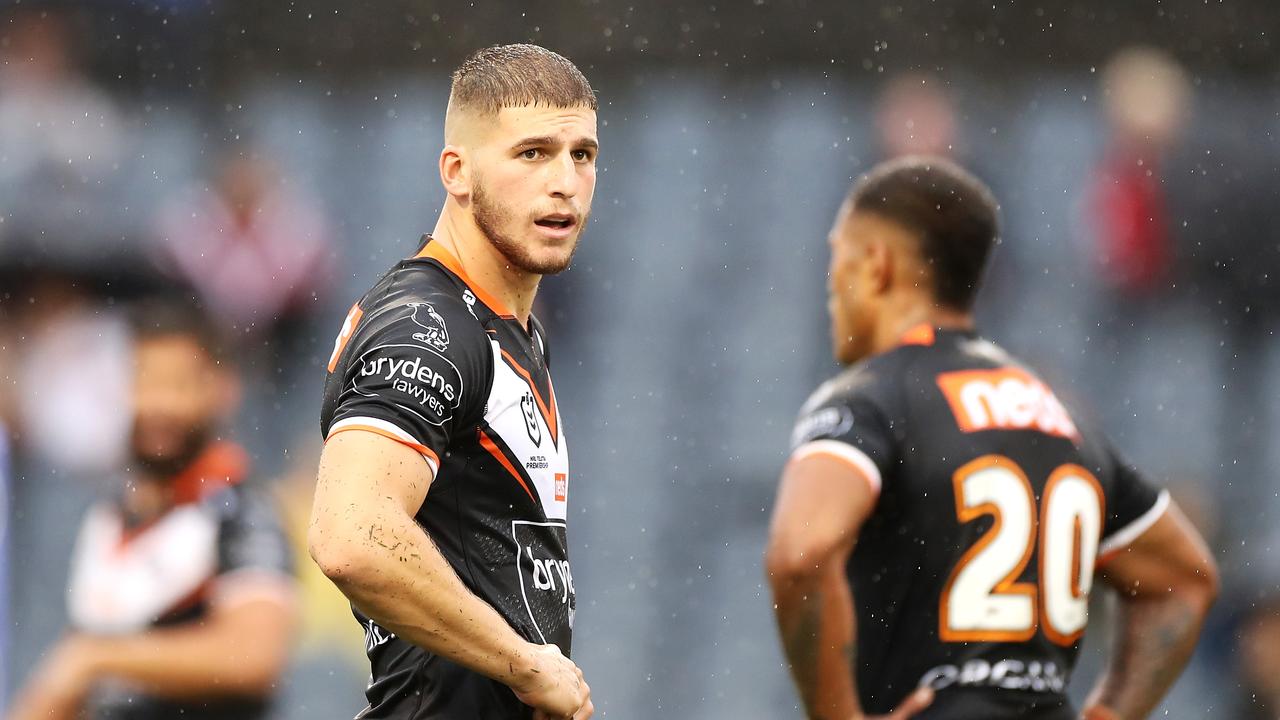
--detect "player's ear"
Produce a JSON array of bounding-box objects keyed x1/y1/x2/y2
[
  {"x1": 439, "y1": 145, "x2": 471, "y2": 200},
  {"x1": 865, "y1": 235, "x2": 894, "y2": 295}
]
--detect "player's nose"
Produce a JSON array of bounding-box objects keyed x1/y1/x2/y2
[{"x1": 546, "y1": 152, "x2": 579, "y2": 199}]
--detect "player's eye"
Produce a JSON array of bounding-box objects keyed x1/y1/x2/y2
[
  {"x1": 571, "y1": 149, "x2": 592, "y2": 163},
  {"x1": 520, "y1": 148, "x2": 543, "y2": 160}
]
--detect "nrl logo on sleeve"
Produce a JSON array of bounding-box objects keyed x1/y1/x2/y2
[
  {"x1": 408, "y1": 302, "x2": 450, "y2": 352},
  {"x1": 790, "y1": 406, "x2": 854, "y2": 448},
  {"x1": 461, "y1": 289, "x2": 479, "y2": 319}
]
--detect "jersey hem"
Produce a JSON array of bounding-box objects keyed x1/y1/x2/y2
[
  {"x1": 790, "y1": 439, "x2": 883, "y2": 497},
  {"x1": 328, "y1": 416, "x2": 441, "y2": 475},
  {"x1": 1097, "y1": 489, "x2": 1171, "y2": 563}
]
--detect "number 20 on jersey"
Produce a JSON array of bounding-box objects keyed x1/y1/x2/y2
[{"x1": 941, "y1": 455, "x2": 1105, "y2": 646}]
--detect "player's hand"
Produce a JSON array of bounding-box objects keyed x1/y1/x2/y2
[
  {"x1": 864, "y1": 686, "x2": 934, "y2": 719},
  {"x1": 5, "y1": 634, "x2": 104, "y2": 720},
  {"x1": 511, "y1": 643, "x2": 592, "y2": 719}
]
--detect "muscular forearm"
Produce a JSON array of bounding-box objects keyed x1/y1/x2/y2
[
  {"x1": 317, "y1": 505, "x2": 535, "y2": 689},
  {"x1": 1085, "y1": 592, "x2": 1211, "y2": 719},
  {"x1": 90, "y1": 600, "x2": 291, "y2": 699},
  {"x1": 771, "y1": 563, "x2": 859, "y2": 720}
]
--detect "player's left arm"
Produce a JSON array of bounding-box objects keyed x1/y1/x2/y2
[
  {"x1": 765, "y1": 450, "x2": 931, "y2": 720},
  {"x1": 5, "y1": 577, "x2": 296, "y2": 720},
  {"x1": 1081, "y1": 500, "x2": 1219, "y2": 720}
]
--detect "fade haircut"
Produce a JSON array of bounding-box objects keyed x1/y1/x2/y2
[
  {"x1": 849, "y1": 156, "x2": 1000, "y2": 311},
  {"x1": 129, "y1": 296, "x2": 231, "y2": 366},
  {"x1": 449, "y1": 44, "x2": 597, "y2": 118}
]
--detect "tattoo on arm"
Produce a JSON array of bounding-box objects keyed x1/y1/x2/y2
[
  {"x1": 778, "y1": 581, "x2": 859, "y2": 720},
  {"x1": 783, "y1": 588, "x2": 827, "y2": 718},
  {"x1": 1093, "y1": 594, "x2": 1205, "y2": 718}
]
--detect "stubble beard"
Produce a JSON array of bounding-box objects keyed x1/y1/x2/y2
[
  {"x1": 472, "y1": 181, "x2": 586, "y2": 276},
  {"x1": 130, "y1": 419, "x2": 212, "y2": 480}
]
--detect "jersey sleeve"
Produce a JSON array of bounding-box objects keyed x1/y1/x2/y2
[
  {"x1": 1098, "y1": 444, "x2": 1170, "y2": 561},
  {"x1": 788, "y1": 385, "x2": 896, "y2": 497},
  {"x1": 209, "y1": 485, "x2": 296, "y2": 609},
  {"x1": 326, "y1": 295, "x2": 491, "y2": 476}
]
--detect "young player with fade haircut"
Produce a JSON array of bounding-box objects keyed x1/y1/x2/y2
[
  {"x1": 311, "y1": 44, "x2": 598, "y2": 720},
  {"x1": 766, "y1": 156, "x2": 1218, "y2": 720}
]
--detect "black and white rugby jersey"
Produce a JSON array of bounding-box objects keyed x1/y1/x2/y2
[
  {"x1": 320, "y1": 236, "x2": 573, "y2": 720},
  {"x1": 67, "y1": 443, "x2": 293, "y2": 720},
  {"x1": 788, "y1": 326, "x2": 1167, "y2": 720}
]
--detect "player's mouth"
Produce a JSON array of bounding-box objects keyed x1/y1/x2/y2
[{"x1": 533, "y1": 213, "x2": 577, "y2": 239}]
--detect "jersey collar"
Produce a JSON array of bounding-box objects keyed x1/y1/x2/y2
[
  {"x1": 414, "y1": 236, "x2": 517, "y2": 320},
  {"x1": 168, "y1": 441, "x2": 249, "y2": 506},
  {"x1": 898, "y1": 323, "x2": 937, "y2": 347}
]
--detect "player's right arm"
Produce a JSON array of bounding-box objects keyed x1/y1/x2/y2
[
  {"x1": 309, "y1": 430, "x2": 590, "y2": 717},
  {"x1": 312, "y1": 296, "x2": 590, "y2": 718},
  {"x1": 1082, "y1": 500, "x2": 1218, "y2": 720},
  {"x1": 767, "y1": 386, "x2": 932, "y2": 720}
]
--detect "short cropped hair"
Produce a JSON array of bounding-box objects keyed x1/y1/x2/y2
[
  {"x1": 450, "y1": 44, "x2": 596, "y2": 115},
  {"x1": 849, "y1": 156, "x2": 1000, "y2": 311},
  {"x1": 129, "y1": 297, "x2": 230, "y2": 366}
]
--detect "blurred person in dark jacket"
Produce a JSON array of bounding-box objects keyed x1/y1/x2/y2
[{"x1": 5, "y1": 300, "x2": 297, "y2": 720}]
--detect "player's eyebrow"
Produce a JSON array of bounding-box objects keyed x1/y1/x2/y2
[{"x1": 512, "y1": 136, "x2": 599, "y2": 151}]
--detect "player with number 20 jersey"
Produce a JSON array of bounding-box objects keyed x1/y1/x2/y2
[
  {"x1": 790, "y1": 324, "x2": 1164, "y2": 717},
  {"x1": 767, "y1": 157, "x2": 1218, "y2": 720}
]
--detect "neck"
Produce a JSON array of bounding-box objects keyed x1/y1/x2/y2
[
  {"x1": 873, "y1": 297, "x2": 974, "y2": 354},
  {"x1": 432, "y1": 200, "x2": 540, "y2": 325}
]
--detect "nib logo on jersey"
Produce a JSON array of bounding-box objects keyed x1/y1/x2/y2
[
  {"x1": 512, "y1": 520, "x2": 575, "y2": 648},
  {"x1": 357, "y1": 345, "x2": 462, "y2": 423}
]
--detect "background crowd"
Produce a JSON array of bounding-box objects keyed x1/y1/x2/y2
[{"x1": 2, "y1": 1, "x2": 1279, "y2": 718}]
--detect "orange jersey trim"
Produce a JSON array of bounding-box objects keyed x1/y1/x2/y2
[
  {"x1": 168, "y1": 442, "x2": 250, "y2": 507},
  {"x1": 898, "y1": 323, "x2": 936, "y2": 346},
  {"x1": 478, "y1": 429, "x2": 536, "y2": 503},
  {"x1": 414, "y1": 240, "x2": 517, "y2": 319},
  {"x1": 328, "y1": 424, "x2": 442, "y2": 471},
  {"x1": 328, "y1": 303, "x2": 364, "y2": 373}
]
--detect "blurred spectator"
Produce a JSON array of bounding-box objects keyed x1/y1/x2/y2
[
  {"x1": 151, "y1": 149, "x2": 337, "y2": 476},
  {"x1": 1088, "y1": 47, "x2": 1191, "y2": 296},
  {"x1": 872, "y1": 73, "x2": 1018, "y2": 325},
  {"x1": 4, "y1": 299, "x2": 297, "y2": 720},
  {"x1": 874, "y1": 73, "x2": 958, "y2": 158},
  {"x1": 0, "y1": 8, "x2": 138, "y2": 277},
  {"x1": 7, "y1": 274, "x2": 132, "y2": 476},
  {"x1": 1075, "y1": 47, "x2": 1202, "y2": 466},
  {"x1": 151, "y1": 150, "x2": 335, "y2": 343},
  {"x1": 0, "y1": 8, "x2": 123, "y2": 187}
]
